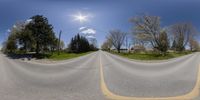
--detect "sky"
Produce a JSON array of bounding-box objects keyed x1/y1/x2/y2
[{"x1": 0, "y1": 0, "x2": 200, "y2": 48}]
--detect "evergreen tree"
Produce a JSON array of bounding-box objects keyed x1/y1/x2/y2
[
  {"x1": 26, "y1": 15, "x2": 56, "y2": 54},
  {"x1": 5, "y1": 32, "x2": 18, "y2": 53},
  {"x1": 155, "y1": 31, "x2": 169, "y2": 55},
  {"x1": 68, "y1": 34, "x2": 95, "y2": 53},
  {"x1": 171, "y1": 40, "x2": 176, "y2": 50}
]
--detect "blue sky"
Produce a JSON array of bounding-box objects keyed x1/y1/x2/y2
[{"x1": 0, "y1": 0, "x2": 200, "y2": 48}]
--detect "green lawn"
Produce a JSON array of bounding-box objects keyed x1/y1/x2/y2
[
  {"x1": 48, "y1": 52, "x2": 93, "y2": 60},
  {"x1": 110, "y1": 51, "x2": 192, "y2": 60}
]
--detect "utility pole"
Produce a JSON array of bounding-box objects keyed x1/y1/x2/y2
[
  {"x1": 58, "y1": 30, "x2": 62, "y2": 55},
  {"x1": 125, "y1": 35, "x2": 128, "y2": 53}
]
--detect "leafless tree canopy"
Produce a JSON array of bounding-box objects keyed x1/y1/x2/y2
[
  {"x1": 107, "y1": 30, "x2": 126, "y2": 53},
  {"x1": 133, "y1": 32, "x2": 152, "y2": 47},
  {"x1": 130, "y1": 15, "x2": 161, "y2": 47},
  {"x1": 101, "y1": 38, "x2": 112, "y2": 51},
  {"x1": 189, "y1": 37, "x2": 199, "y2": 51},
  {"x1": 130, "y1": 15, "x2": 169, "y2": 54},
  {"x1": 170, "y1": 23, "x2": 197, "y2": 51}
]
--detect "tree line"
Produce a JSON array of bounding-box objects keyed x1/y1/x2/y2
[
  {"x1": 68, "y1": 34, "x2": 98, "y2": 53},
  {"x1": 2, "y1": 15, "x2": 58, "y2": 54},
  {"x1": 2, "y1": 15, "x2": 97, "y2": 56},
  {"x1": 102, "y1": 15, "x2": 200, "y2": 55}
]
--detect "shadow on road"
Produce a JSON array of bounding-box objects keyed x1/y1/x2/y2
[{"x1": 5, "y1": 53, "x2": 51, "y2": 60}]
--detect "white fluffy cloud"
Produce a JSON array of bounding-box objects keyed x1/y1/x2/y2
[
  {"x1": 79, "y1": 27, "x2": 87, "y2": 30},
  {"x1": 86, "y1": 35, "x2": 96, "y2": 39},
  {"x1": 80, "y1": 28, "x2": 96, "y2": 35},
  {"x1": 7, "y1": 29, "x2": 11, "y2": 33},
  {"x1": 79, "y1": 27, "x2": 96, "y2": 40},
  {"x1": 25, "y1": 19, "x2": 32, "y2": 25},
  {"x1": 13, "y1": 25, "x2": 17, "y2": 28}
]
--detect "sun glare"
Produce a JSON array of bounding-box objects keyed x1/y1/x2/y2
[{"x1": 73, "y1": 13, "x2": 88, "y2": 23}]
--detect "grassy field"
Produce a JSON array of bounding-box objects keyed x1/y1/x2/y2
[
  {"x1": 48, "y1": 52, "x2": 93, "y2": 60},
  {"x1": 110, "y1": 51, "x2": 192, "y2": 60},
  {"x1": 5, "y1": 51, "x2": 94, "y2": 61}
]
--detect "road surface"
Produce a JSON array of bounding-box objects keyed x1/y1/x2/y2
[{"x1": 0, "y1": 51, "x2": 200, "y2": 100}]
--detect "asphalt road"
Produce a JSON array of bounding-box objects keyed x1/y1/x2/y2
[{"x1": 0, "y1": 51, "x2": 200, "y2": 100}]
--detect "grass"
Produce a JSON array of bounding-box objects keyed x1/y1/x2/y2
[
  {"x1": 5, "y1": 51, "x2": 93, "y2": 61},
  {"x1": 48, "y1": 51, "x2": 93, "y2": 60},
  {"x1": 110, "y1": 51, "x2": 192, "y2": 60}
]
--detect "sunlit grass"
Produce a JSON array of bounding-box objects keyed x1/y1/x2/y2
[
  {"x1": 110, "y1": 51, "x2": 192, "y2": 60},
  {"x1": 48, "y1": 52, "x2": 93, "y2": 60}
]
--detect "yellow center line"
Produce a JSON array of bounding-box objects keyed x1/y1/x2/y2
[{"x1": 99, "y1": 54, "x2": 200, "y2": 100}]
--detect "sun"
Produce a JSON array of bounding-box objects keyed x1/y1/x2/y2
[{"x1": 73, "y1": 13, "x2": 88, "y2": 23}]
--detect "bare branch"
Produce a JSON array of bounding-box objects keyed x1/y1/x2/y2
[{"x1": 107, "y1": 30, "x2": 126, "y2": 53}]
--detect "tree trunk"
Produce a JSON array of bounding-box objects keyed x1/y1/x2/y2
[
  {"x1": 36, "y1": 42, "x2": 39, "y2": 54},
  {"x1": 24, "y1": 42, "x2": 27, "y2": 53},
  {"x1": 117, "y1": 48, "x2": 120, "y2": 53}
]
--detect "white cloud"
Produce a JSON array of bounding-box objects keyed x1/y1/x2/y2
[
  {"x1": 7, "y1": 29, "x2": 11, "y2": 33},
  {"x1": 79, "y1": 27, "x2": 87, "y2": 30},
  {"x1": 25, "y1": 19, "x2": 32, "y2": 25},
  {"x1": 80, "y1": 28, "x2": 96, "y2": 35},
  {"x1": 86, "y1": 35, "x2": 96, "y2": 39},
  {"x1": 13, "y1": 25, "x2": 17, "y2": 28},
  {"x1": 79, "y1": 27, "x2": 97, "y2": 40}
]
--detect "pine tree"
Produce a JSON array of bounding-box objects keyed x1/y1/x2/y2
[
  {"x1": 26, "y1": 15, "x2": 56, "y2": 54},
  {"x1": 68, "y1": 34, "x2": 93, "y2": 53}
]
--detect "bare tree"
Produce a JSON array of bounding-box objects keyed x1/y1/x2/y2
[
  {"x1": 130, "y1": 15, "x2": 169, "y2": 54},
  {"x1": 189, "y1": 37, "x2": 199, "y2": 51},
  {"x1": 130, "y1": 15, "x2": 160, "y2": 48},
  {"x1": 133, "y1": 32, "x2": 152, "y2": 47},
  {"x1": 107, "y1": 30, "x2": 126, "y2": 53},
  {"x1": 101, "y1": 38, "x2": 112, "y2": 51},
  {"x1": 170, "y1": 23, "x2": 196, "y2": 51}
]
